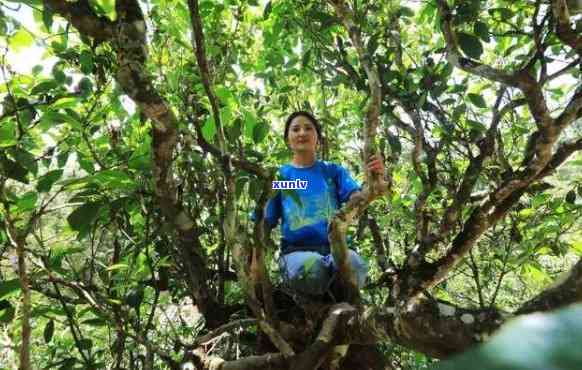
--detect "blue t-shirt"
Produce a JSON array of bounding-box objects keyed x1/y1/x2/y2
[{"x1": 260, "y1": 160, "x2": 361, "y2": 255}]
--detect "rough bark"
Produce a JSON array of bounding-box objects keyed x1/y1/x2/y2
[
  {"x1": 327, "y1": 0, "x2": 389, "y2": 305},
  {"x1": 552, "y1": 0, "x2": 582, "y2": 56},
  {"x1": 5, "y1": 229, "x2": 31, "y2": 370},
  {"x1": 517, "y1": 258, "x2": 582, "y2": 314}
]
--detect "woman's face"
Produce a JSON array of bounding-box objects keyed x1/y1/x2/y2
[{"x1": 287, "y1": 115, "x2": 319, "y2": 154}]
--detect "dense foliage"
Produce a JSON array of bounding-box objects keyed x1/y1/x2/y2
[{"x1": 0, "y1": 0, "x2": 580, "y2": 369}]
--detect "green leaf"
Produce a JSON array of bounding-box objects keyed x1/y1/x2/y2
[
  {"x1": 457, "y1": 32, "x2": 483, "y2": 59},
  {"x1": 32, "y1": 65, "x2": 43, "y2": 75},
  {"x1": 57, "y1": 357, "x2": 77, "y2": 370},
  {"x1": 387, "y1": 134, "x2": 402, "y2": 155},
  {"x1": 52, "y1": 97, "x2": 79, "y2": 110},
  {"x1": 30, "y1": 80, "x2": 59, "y2": 95},
  {"x1": 49, "y1": 246, "x2": 85, "y2": 270},
  {"x1": 67, "y1": 201, "x2": 102, "y2": 232},
  {"x1": 0, "y1": 155, "x2": 29, "y2": 183},
  {"x1": 82, "y1": 318, "x2": 107, "y2": 326},
  {"x1": 43, "y1": 320, "x2": 55, "y2": 343},
  {"x1": 235, "y1": 176, "x2": 248, "y2": 200},
  {"x1": 0, "y1": 121, "x2": 17, "y2": 147},
  {"x1": 0, "y1": 279, "x2": 21, "y2": 300},
  {"x1": 9, "y1": 29, "x2": 34, "y2": 52},
  {"x1": 52, "y1": 66, "x2": 66, "y2": 84},
  {"x1": 488, "y1": 7, "x2": 513, "y2": 21},
  {"x1": 565, "y1": 190, "x2": 576, "y2": 204},
  {"x1": 40, "y1": 110, "x2": 81, "y2": 130},
  {"x1": 367, "y1": 35, "x2": 379, "y2": 56},
  {"x1": 16, "y1": 191, "x2": 38, "y2": 212},
  {"x1": 128, "y1": 140, "x2": 152, "y2": 170},
  {"x1": 201, "y1": 116, "x2": 216, "y2": 142},
  {"x1": 301, "y1": 49, "x2": 312, "y2": 68},
  {"x1": 42, "y1": 7, "x2": 54, "y2": 30},
  {"x1": 243, "y1": 111, "x2": 258, "y2": 140},
  {"x1": 79, "y1": 51, "x2": 93, "y2": 74},
  {"x1": 94, "y1": 0, "x2": 116, "y2": 19},
  {"x1": 107, "y1": 263, "x2": 129, "y2": 271},
  {"x1": 37, "y1": 170, "x2": 64, "y2": 193},
  {"x1": 226, "y1": 117, "x2": 243, "y2": 144},
  {"x1": 0, "y1": 301, "x2": 15, "y2": 323},
  {"x1": 571, "y1": 240, "x2": 582, "y2": 255},
  {"x1": 400, "y1": 6, "x2": 414, "y2": 17},
  {"x1": 467, "y1": 93, "x2": 487, "y2": 108},
  {"x1": 92, "y1": 170, "x2": 136, "y2": 190},
  {"x1": 78, "y1": 77, "x2": 93, "y2": 97},
  {"x1": 263, "y1": 1, "x2": 272, "y2": 20},
  {"x1": 252, "y1": 121, "x2": 269, "y2": 144},
  {"x1": 215, "y1": 86, "x2": 235, "y2": 107},
  {"x1": 125, "y1": 288, "x2": 143, "y2": 308},
  {"x1": 78, "y1": 338, "x2": 93, "y2": 350},
  {"x1": 11, "y1": 148, "x2": 37, "y2": 176},
  {"x1": 474, "y1": 21, "x2": 490, "y2": 43},
  {"x1": 455, "y1": 0, "x2": 480, "y2": 23}
]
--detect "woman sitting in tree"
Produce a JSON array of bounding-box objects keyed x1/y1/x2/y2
[{"x1": 257, "y1": 111, "x2": 384, "y2": 298}]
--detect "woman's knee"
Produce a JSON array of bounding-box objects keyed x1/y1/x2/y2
[
  {"x1": 347, "y1": 250, "x2": 369, "y2": 288},
  {"x1": 280, "y1": 252, "x2": 331, "y2": 295}
]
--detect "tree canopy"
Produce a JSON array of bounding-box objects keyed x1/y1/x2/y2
[{"x1": 0, "y1": 0, "x2": 581, "y2": 369}]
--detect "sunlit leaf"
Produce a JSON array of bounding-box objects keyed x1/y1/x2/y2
[
  {"x1": 0, "y1": 121, "x2": 17, "y2": 148},
  {"x1": 0, "y1": 279, "x2": 21, "y2": 300},
  {"x1": 67, "y1": 201, "x2": 102, "y2": 232},
  {"x1": 201, "y1": 116, "x2": 216, "y2": 142},
  {"x1": 9, "y1": 28, "x2": 34, "y2": 52}
]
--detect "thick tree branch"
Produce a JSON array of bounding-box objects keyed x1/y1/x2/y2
[
  {"x1": 1, "y1": 210, "x2": 31, "y2": 370},
  {"x1": 556, "y1": 84, "x2": 582, "y2": 128},
  {"x1": 537, "y1": 136, "x2": 582, "y2": 178},
  {"x1": 327, "y1": 0, "x2": 389, "y2": 304},
  {"x1": 517, "y1": 258, "x2": 582, "y2": 314},
  {"x1": 552, "y1": 0, "x2": 582, "y2": 56},
  {"x1": 190, "y1": 303, "x2": 357, "y2": 370},
  {"x1": 43, "y1": 0, "x2": 115, "y2": 42}
]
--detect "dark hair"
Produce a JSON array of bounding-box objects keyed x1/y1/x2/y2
[{"x1": 284, "y1": 111, "x2": 322, "y2": 144}]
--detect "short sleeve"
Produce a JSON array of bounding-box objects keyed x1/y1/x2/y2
[
  {"x1": 251, "y1": 191, "x2": 282, "y2": 228},
  {"x1": 335, "y1": 164, "x2": 361, "y2": 204}
]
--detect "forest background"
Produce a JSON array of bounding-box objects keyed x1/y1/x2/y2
[{"x1": 0, "y1": 0, "x2": 581, "y2": 369}]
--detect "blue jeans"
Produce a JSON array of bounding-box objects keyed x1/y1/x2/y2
[{"x1": 280, "y1": 250, "x2": 368, "y2": 296}]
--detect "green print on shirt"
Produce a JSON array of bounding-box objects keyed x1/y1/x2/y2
[{"x1": 287, "y1": 178, "x2": 338, "y2": 231}]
